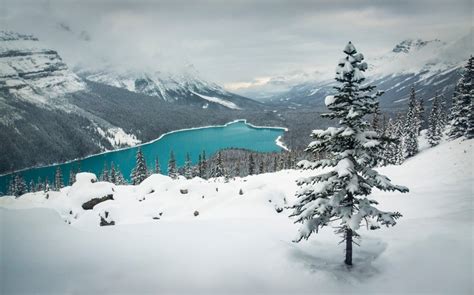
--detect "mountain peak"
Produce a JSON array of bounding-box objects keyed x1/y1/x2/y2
[
  {"x1": 392, "y1": 38, "x2": 442, "y2": 53},
  {"x1": 0, "y1": 31, "x2": 38, "y2": 42}
]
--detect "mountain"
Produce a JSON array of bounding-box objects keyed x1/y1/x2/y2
[
  {"x1": 0, "y1": 31, "x2": 272, "y2": 174},
  {"x1": 261, "y1": 33, "x2": 472, "y2": 110},
  {"x1": 76, "y1": 65, "x2": 263, "y2": 110}
]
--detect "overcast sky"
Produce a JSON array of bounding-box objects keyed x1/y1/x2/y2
[{"x1": 1, "y1": 0, "x2": 471, "y2": 90}]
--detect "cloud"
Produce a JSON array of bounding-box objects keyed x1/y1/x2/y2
[{"x1": 1, "y1": 0, "x2": 471, "y2": 87}]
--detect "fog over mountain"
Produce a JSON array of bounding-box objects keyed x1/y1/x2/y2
[{"x1": 1, "y1": 0, "x2": 471, "y2": 90}]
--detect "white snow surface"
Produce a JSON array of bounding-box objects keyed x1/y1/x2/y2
[
  {"x1": 0, "y1": 139, "x2": 472, "y2": 294},
  {"x1": 191, "y1": 91, "x2": 241, "y2": 110}
]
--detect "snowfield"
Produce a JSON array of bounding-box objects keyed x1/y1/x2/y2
[{"x1": 0, "y1": 139, "x2": 472, "y2": 294}]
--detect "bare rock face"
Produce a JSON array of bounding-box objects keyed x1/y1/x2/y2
[{"x1": 82, "y1": 194, "x2": 114, "y2": 210}]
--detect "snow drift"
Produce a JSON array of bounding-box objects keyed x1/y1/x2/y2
[{"x1": 0, "y1": 138, "x2": 472, "y2": 294}]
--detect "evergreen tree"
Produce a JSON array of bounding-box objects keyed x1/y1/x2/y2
[
  {"x1": 54, "y1": 167, "x2": 64, "y2": 191},
  {"x1": 114, "y1": 165, "x2": 127, "y2": 185},
  {"x1": 131, "y1": 148, "x2": 148, "y2": 185},
  {"x1": 184, "y1": 153, "x2": 193, "y2": 179},
  {"x1": 258, "y1": 160, "x2": 264, "y2": 174},
  {"x1": 44, "y1": 179, "x2": 50, "y2": 192},
  {"x1": 168, "y1": 150, "x2": 178, "y2": 179},
  {"x1": 36, "y1": 177, "x2": 43, "y2": 192},
  {"x1": 248, "y1": 153, "x2": 256, "y2": 175},
  {"x1": 199, "y1": 150, "x2": 208, "y2": 179},
  {"x1": 68, "y1": 168, "x2": 76, "y2": 186},
  {"x1": 291, "y1": 42, "x2": 408, "y2": 266},
  {"x1": 403, "y1": 87, "x2": 419, "y2": 158},
  {"x1": 100, "y1": 162, "x2": 110, "y2": 182},
  {"x1": 449, "y1": 57, "x2": 473, "y2": 139},
  {"x1": 211, "y1": 151, "x2": 225, "y2": 178},
  {"x1": 394, "y1": 114, "x2": 406, "y2": 165},
  {"x1": 414, "y1": 98, "x2": 425, "y2": 135},
  {"x1": 109, "y1": 162, "x2": 117, "y2": 184},
  {"x1": 29, "y1": 180, "x2": 35, "y2": 193},
  {"x1": 427, "y1": 94, "x2": 443, "y2": 146},
  {"x1": 371, "y1": 103, "x2": 381, "y2": 131},
  {"x1": 154, "y1": 157, "x2": 161, "y2": 174}
]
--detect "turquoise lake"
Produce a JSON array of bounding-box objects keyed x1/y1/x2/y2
[{"x1": 0, "y1": 120, "x2": 286, "y2": 194}]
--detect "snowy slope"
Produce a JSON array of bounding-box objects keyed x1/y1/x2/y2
[{"x1": 1, "y1": 138, "x2": 472, "y2": 294}]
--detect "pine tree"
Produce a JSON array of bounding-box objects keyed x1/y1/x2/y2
[
  {"x1": 414, "y1": 98, "x2": 425, "y2": 135},
  {"x1": 427, "y1": 94, "x2": 443, "y2": 146},
  {"x1": 54, "y1": 167, "x2": 64, "y2": 191},
  {"x1": 168, "y1": 150, "x2": 178, "y2": 179},
  {"x1": 29, "y1": 180, "x2": 35, "y2": 192},
  {"x1": 36, "y1": 177, "x2": 43, "y2": 192},
  {"x1": 100, "y1": 162, "x2": 110, "y2": 182},
  {"x1": 248, "y1": 153, "x2": 256, "y2": 175},
  {"x1": 44, "y1": 179, "x2": 50, "y2": 192},
  {"x1": 114, "y1": 165, "x2": 127, "y2": 185},
  {"x1": 154, "y1": 157, "x2": 161, "y2": 174},
  {"x1": 371, "y1": 103, "x2": 381, "y2": 131},
  {"x1": 291, "y1": 42, "x2": 409, "y2": 266},
  {"x1": 449, "y1": 57, "x2": 473, "y2": 139},
  {"x1": 68, "y1": 168, "x2": 76, "y2": 186},
  {"x1": 109, "y1": 162, "x2": 117, "y2": 184},
  {"x1": 200, "y1": 150, "x2": 208, "y2": 179},
  {"x1": 403, "y1": 87, "x2": 419, "y2": 159},
  {"x1": 131, "y1": 148, "x2": 148, "y2": 185},
  {"x1": 211, "y1": 151, "x2": 225, "y2": 178},
  {"x1": 258, "y1": 160, "x2": 264, "y2": 174},
  {"x1": 184, "y1": 153, "x2": 193, "y2": 179}
]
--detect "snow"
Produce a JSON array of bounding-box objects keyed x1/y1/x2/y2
[
  {"x1": 96, "y1": 127, "x2": 141, "y2": 148},
  {"x1": 191, "y1": 91, "x2": 242, "y2": 110},
  {"x1": 0, "y1": 138, "x2": 472, "y2": 294},
  {"x1": 324, "y1": 95, "x2": 336, "y2": 106}
]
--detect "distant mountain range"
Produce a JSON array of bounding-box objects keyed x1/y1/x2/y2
[{"x1": 241, "y1": 32, "x2": 472, "y2": 109}]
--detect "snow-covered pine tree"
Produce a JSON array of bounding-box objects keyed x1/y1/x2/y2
[
  {"x1": 427, "y1": 93, "x2": 442, "y2": 146},
  {"x1": 403, "y1": 87, "x2": 419, "y2": 159},
  {"x1": 100, "y1": 163, "x2": 110, "y2": 182},
  {"x1": 258, "y1": 160, "x2": 264, "y2": 174},
  {"x1": 291, "y1": 42, "x2": 409, "y2": 266},
  {"x1": 200, "y1": 150, "x2": 208, "y2": 179},
  {"x1": 449, "y1": 56, "x2": 473, "y2": 139},
  {"x1": 248, "y1": 153, "x2": 256, "y2": 175},
  {"x1": 109, "y1": 162, "x2": 117, "y2": 184},
  {"x1": 211, "y1": 151, "x2": 225, "y2": 178},
  {"x1": 154, "y1": 157, "x2": 161, "y2": 174},
  {"x1": 44, "y1": 179, "x2": 50, "y2": 192},
  {"x1": 114, "y1": 166, "x2": 127, "y2": 185},
  {"x1": 54, "y1": 167, "x2": 64, "y2": 191},
  {"x1": 131, "y1": 148, "x2": 148, "y2": 185},
  {"x1": 415, "y1": 98, "x2": 425, "y2": 135},
  {"x1": 29, "y1": 180, "x2": 35, "y2": 192},
  {"x1": 184, "y1": 153, "x2": 193, "y2": 179},
  {"x1": 68, "y1": 169, "x2": 76, "y2": 186},
  {"x1": 168, "y1": 150, "x2": 178, "y2": 179}
]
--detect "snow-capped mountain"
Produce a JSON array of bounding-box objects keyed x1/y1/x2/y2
[
  {"x1": 0, "y1": 31, "x2": 86, "y2": 107},
  {"x1": 264, "y1": 32, "x2": 472, "y2": 109},
  {"x1": 77, "y1": 65, "x2": 262, "y2": 110}
]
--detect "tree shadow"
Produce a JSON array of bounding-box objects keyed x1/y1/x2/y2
[{"x1": 287, "y1": 236, "x2": 387, "y2": 283}]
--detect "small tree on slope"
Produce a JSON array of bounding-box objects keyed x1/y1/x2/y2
[
  {"x1": 427, "y1": 94, "x2": 443, "y2": 146},
  {"x1": 131, "y1": 148, "x2": 148, "y2": 185},
  {"x1": 290, "y1": 42, "x2": 409, "y2": 266},
  {"x1": 449, "y1": 56, "x2": 473, "y2": 139}
]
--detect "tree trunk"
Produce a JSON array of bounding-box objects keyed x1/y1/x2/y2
[
  {"x1": 345, "y1": 227, "x2": 353, "y2": 266},
  {"x1": 345, "y1": 191, "x2": 354, "y2": 266}
]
